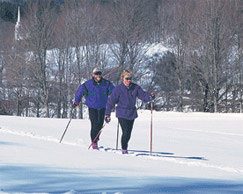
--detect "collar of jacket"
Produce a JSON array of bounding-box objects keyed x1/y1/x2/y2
[
  {"x1": 92, "y1": 77, "x2": 103, "y2": 85},
  {"x1": 122, "y1": 81, "x2": 133, "y2": 90}
]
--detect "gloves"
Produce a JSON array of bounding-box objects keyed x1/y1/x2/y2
[
  {"x1": 150, "y1": 92, "x2": 155, "y2": 100},
  {"x1": 72, "y1": 102, "x2": 79, "y2": 109},
  {"x1": 105, "y1": 115, "x2": 111, "y2": 123}
]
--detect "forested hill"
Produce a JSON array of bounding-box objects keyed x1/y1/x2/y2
[{"x1": 0, "y1": 0, "x2": 242, "y2": 117}]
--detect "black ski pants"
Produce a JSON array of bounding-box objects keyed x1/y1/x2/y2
[
  {"x1": 118, "y1": 118, "x2": 135, "y2": 150},
  {"x1": 89, "y1": 108, "x2": 105, "y2": 144}
]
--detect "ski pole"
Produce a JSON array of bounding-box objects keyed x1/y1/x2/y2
[
  {"x1": 116, "y1": 121, "x2": 120, "y2": 150},
  {"x1": 59, "y1": 109, "x2": 74, "y2": 143},
  {"x1": 150, "y1": 100, "x2": 153, "y2": 155},
  {"x1": 88, "y1": 123, "x2": 106, "y2": 149}
]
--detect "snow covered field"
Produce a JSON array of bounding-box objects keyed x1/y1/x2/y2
[{"x1": 0, "y1": 111, "x2": 243, "y2": 194}]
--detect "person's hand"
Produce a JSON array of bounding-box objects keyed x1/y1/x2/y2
[
  {"x1": 150, "y1": 92, "x2": 155, "y2": 100},
  {"x1": 72, "y1": 103, "x2": 79, "y2": 109},
  {"x1": 105, "y1": 115, "x2": 111, "y2": 123}
]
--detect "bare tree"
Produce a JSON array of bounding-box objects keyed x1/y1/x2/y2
[
  {"x1": 0, "y1": 19, "x2": 15, "y2": 114},
  {"x1": 59, "y1": 0, "x2": 111, "y2": 119},
  {"x1": 22, "y1": 0, "x2": 57, "y2": 117},
  {"x1": 231, "y1": 0, "x2": 243, "y2": 112},
  {"x1": 189, "y1": 0, "x2": 234, "y2": 112},
  {"x1": 106, "y1": 0, "x2": 153, "y2": 84},
  {"x1": 158, "y1": 0, "x2": 193, "y2": 111}
]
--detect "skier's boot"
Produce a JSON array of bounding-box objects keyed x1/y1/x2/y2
[
  {"x1": 92, "y1": 143, "x2": 98, "y2": 150},
  {"x1": 122, "y1": 149, "x2": 128, "y2": 154}
]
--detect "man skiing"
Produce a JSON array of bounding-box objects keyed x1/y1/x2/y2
[
  {"x1": 72, "y1": 67, "x2": 115, "y2": 149},
  {"x1": 105, "y1": 70, "x2": 155, "y2": 154}
]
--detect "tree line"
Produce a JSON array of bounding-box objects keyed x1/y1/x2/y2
[{"x1": 0, "y1": 0, "x2": 242, "y2": 117}]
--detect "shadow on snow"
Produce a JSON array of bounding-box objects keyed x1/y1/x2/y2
[
  {"x1": 106, "y1": 147, "x2": 207, "y2": 161},
  {"x1": 0, "y1": 165, "x2": 242, "y2": 194},
  {"x1": 0, "y1": 141, "x2": 21, "y2": 146}
]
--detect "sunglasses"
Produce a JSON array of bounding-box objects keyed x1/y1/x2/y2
[
  {"x1": 125, "y1": 77, "x2": 132, "y2": 80},
  {"x1": 94, "y1": 71, "x2": 102, "y2": 75}
]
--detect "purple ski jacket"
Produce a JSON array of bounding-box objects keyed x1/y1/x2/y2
[
  {"x1": 74, "y1": 78, "x2": 114, "y2": 110},
  {"x1": 105, "y1": 82, "x2": 152, "y2": 120}
]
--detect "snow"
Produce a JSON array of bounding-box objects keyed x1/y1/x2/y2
[
  {"x1": 0, "y1": 111, "x2": 243, "y2": 194},
  {"x1": 144, "y1": 43, "x2": 168, "y2": 58}
]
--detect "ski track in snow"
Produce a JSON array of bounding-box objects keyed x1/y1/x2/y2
[
  {"x1": 168, "y1": 127, "x2": 243, "y2": 137},
  {"x1": 0, "y1": 127, "x2": 86, "y2": 148},
  {"x1": 98, "y1": 147, "x2": 243, "y2": 175},
  {"x1": 1, "y1": 127, "x2": 243, "y2": 176}
]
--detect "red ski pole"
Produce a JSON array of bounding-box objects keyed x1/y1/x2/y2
[
  {"x1": 88, "y1": 123, "x2": 106, "y2": 149},
  {"x1": 150, "y1": 100, "x2": 153, "y2": 155}
]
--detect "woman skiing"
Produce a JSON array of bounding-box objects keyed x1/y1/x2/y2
[{"x1": 105, "y1": 70, "x2": 155, "y2": 154}]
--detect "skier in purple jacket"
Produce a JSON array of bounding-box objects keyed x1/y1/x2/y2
[
  {"x1": 105, "y1": 70, "x2": 155, "y2": 154},
  {"x1": 72, "y1": 67, "x2": 114, "y2": 149}
]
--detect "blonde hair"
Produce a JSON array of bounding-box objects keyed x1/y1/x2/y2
[{"x1": 121, "y1": 69, "x2": 132, "y2": 79}]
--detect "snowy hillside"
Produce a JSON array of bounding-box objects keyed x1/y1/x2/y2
[{"x1": 0, "y1": 111, "x2": 243, "y2": 194}]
